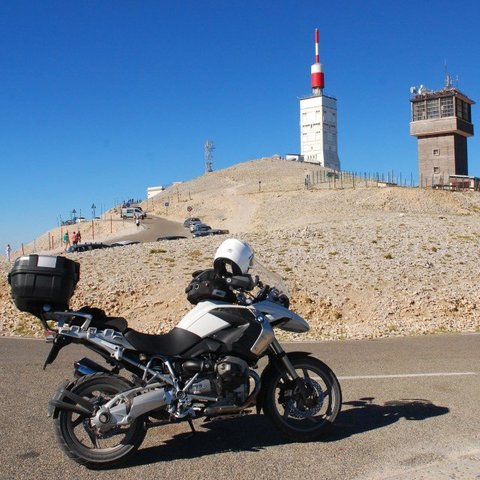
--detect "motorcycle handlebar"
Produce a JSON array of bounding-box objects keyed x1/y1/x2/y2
[
  {"x1": 228, "y1": 275, "x2": 288, "y2": 306},
  {"x1": 254, "y1": 284, "x2": 270, "y2": 302}
]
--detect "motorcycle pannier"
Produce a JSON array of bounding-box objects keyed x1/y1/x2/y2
[{"x1": 8, "y1": 255, "x2": 80, "y2": 314}]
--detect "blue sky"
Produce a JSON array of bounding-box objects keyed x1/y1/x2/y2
[{"x1": 1, "y1": 0, "x2": 479, "y2": 250}]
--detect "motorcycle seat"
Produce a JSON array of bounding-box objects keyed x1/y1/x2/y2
[{"x1": 124, "y1": 327, "x2": 201, "y2": 356}]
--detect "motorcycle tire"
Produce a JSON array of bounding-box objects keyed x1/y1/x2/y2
[
  {"x1": 263, "y1": 355, "x2": 342, "y2": 441},
  {"x1": 53, "y1": 373, "x2": 147, "y2": 469}
]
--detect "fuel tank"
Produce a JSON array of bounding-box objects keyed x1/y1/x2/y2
[{"x1": 177, "y1": 301, "x2": 274, "y2": 357}]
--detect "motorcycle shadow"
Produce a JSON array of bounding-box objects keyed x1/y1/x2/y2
[
  {"x1": 121, "y1": 414, "x2": 288, "y2": 468},
  {"x1": 325, "y1": 397, "x2": 450, "y2": 442},
  {"x1": 119, "y1": 397, "x2": 449, "y2": 468}
]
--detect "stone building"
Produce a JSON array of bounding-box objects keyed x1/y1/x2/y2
[{"x1": 410, "y1": 81, "x2": 475, "y2": 187}]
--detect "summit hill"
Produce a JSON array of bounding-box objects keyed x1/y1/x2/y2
[{"x1": 1, "y1": 157, "x2": 480, "y2": 340}]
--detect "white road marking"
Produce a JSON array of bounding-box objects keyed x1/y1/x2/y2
[{"x1": 337, "y1": 372, "x2": 477, "y2": 380}]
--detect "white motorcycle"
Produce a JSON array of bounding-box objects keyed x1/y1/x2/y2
[{"x1": 8, "y1": 239, "x2": 342, "y2": 469}]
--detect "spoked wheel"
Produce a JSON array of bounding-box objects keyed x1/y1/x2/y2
[
  {"x1": 53, "y1": 373, "x2": 146, "y2": 469},
  {"x1": 263, "y1": 356, "x2": 342, "y2": 441}
]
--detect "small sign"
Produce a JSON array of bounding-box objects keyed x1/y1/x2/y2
[
  {"x1": 164, "y1": 202, "x2": 170, "y2": 207},
  {"x1": 187, "y1": 206, "x2": 193, "y2": 212}
]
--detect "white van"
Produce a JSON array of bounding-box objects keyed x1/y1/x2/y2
[{"x1": 121, "y1": 207, "x2": 146, "y2": 219}]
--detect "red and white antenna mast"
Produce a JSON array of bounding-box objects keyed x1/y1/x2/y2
[{"x1": 311, "y1": 28, "x2": 324, "y2": 96}]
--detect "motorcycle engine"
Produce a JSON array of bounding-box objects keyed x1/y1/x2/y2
[{"x1": 187, "y1": 356, "x2": 250, "y2": 406}]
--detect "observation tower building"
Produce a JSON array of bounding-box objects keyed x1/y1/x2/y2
[
  {"x1": 299, "y1": 29, "x2": 340, "y2": 170},
  {"x1": 410, "y1": 77, "x2": 475, "y2": 187}
]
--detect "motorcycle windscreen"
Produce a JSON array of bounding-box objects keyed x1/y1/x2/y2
[{"x1": 250, "y1": 259, "x2": 289, "y2": 297}]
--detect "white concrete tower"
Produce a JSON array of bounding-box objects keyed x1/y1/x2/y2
[{"x1": 300, "y1": 29, "x2": 340, "y2": 170}]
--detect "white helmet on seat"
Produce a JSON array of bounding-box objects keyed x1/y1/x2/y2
[{"x1": 213, "y1": 239, "x2": 254, "y2": 276}]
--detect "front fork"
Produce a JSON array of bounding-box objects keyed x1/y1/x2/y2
[
  {"x1": 268, "y1": 339, "x2": 299, "y2": 380},
  {"x1": 268, "y1": 339, "x2": 313, "y2": 403}
]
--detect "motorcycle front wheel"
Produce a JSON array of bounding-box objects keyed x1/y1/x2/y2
[
  {"x1": 263, "y1": 355, "x2": 342, "y2": 441},
  {"x1": 53, "y1": 373, "x2": 147, "y2": 469}
]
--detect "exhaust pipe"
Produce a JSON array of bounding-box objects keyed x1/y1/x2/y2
[
  {"x1": 49, "y1": 399, "x2": 94, "y2": 416},
  {"x1": 49, "y1": 388, "x2": 95, "y2": 417}
]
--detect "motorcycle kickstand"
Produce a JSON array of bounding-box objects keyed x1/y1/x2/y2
[{"x1": 185, "y1": 418, "x2": 196, "y2": 439}]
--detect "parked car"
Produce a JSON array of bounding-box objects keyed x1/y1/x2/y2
[
  {"x1": 67, "y1": 243, "x2": 111, "y2": 253},
  {"x1": 190, "y1": 223, "x2": 211, "y2": 233},
  {"x1": 190, "y1": 222, "x2": 210, "y2": 233},
  {"x1": 192, "y1": 228, "x2": 229, "y2": 238},
  {"x1": 76, "y1": 217, "x2": 87, "y2": 223},
  {"x1": 109, "y1": 240, "x2": 140, "y2": 247},
  {"x1": 157, "y1": 235, "x2": 188, "y2": 241},
  {"x1": 183, "y1": 217, "x2": 201, "y2": 228},
  {"x1": 121, "y1": 207, "x2": 146, "y2": 219}
]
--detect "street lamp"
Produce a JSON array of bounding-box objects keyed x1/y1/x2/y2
[
  {"x1": 71, "y1": 209, "x2": 77, "y2": 222},
  {"x1": 91, "y1": 203, "x2": 96, "y2": 219}
]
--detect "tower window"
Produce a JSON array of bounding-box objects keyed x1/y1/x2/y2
[
  {"x1": 440, "y1": 97, "x2": 454, "y2": 117},
  {"x1": 455, "y1": 98, "x2": 470, "y2": 120},
  {"x1": 426, "y1": 99, "x2": 439, "y2": 119},
  {"x1": 463, "y1": 102, "x2": 470, "y2": 122},
  {"x1": 433, "y1": 167, "x2": 440, "y2": 174},
  {"x1": 456, "y1": 99, "x2": 462, "y2": 118},
  {"x1": 433, "y1": 149, "x2": 440, "y2": 156},
  {"x1": 412, "y1": 102, "x2": 426, "y2": 121}
]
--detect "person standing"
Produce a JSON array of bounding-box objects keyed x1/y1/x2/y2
[
  {"x1": 5, "y1": 244, "x2": 11, "y2": 262},
  {"x1": 77, "y1": 231, "x2": 82, "y2": 244},
  {"x1": 63, "y1": 231, "x2": 70, "y2": 251}
]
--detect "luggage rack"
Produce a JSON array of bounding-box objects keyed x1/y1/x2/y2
[
  {"x1": 43, "y1": 310, "x2": 94, "y2": 328},
  {"x1": 38, "y1": 309, "x2": 94, "y2": 339},
  {"x1": 40, "y1": 308, "x2": 133, "y2": 360}
]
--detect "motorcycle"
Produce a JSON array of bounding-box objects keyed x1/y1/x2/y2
[{"x1": 8, "y1": 241, "x2": 342, "y2": 469}]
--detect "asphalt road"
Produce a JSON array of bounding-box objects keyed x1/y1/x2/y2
[
  {"x1": 0, "y1": 334, "x2": 479, "y2": 480},
  {"x1": 112, "y1": 215, "x2": 188, "y2": 243}
]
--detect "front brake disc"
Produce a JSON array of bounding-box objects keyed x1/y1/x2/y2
[{"x1": 285, "y1": 379, "x2": 324, "y2": 419}]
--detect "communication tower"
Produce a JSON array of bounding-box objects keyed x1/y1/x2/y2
[
  {"x1": 299, "y1": 28, "x2": 340, "y2": 170},
  {"x1": 410, "y1": 74, "x2": 475, "y2": 187},
  {"x1": 204, "y1": 140, "x2": 215, "y2": 173}
]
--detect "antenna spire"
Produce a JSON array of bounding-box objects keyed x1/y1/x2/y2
[
  {"x1": 310, "y1": 28, "x2": 324, "y2": 95},
  {"x1": 444, "y1": 61, "x2": 453, "y2": 89}
]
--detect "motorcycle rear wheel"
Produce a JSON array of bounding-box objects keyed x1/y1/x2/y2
[
  {"x1": 53, "y1": 373, "x2": 146, "y2": 469},
  {"x1": 263, "y1": 355, "x2": 342, "y2": 441}
]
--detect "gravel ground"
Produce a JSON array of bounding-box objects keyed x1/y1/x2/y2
[{"x1": 1, "y1": 158, "x2": 480, "y2": 339}]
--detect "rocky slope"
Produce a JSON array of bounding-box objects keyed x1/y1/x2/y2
[{"x1": 1, "y1": 157, "x2": 480, "y2": 340}]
